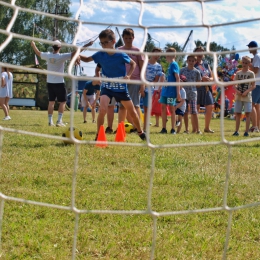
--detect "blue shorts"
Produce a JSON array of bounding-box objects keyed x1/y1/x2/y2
[
  {"x1": 175, "y1": 108, "x2": 184, "y2": 116},
  {"x1": 234, "y1": 100, "x2": 252, "y2": 113},
  {"x1": 252, "y1": 85, "x2": 260, "y2": 104},
  {"x1": 101, "y1": 88, "x2": 131, "y2": 103},
  {"x1": 159, "y1": 96, "x2": 176, "y2": 106},
  {"x1": 143, "y1": 90, "x2": 154, "y2": 107}
]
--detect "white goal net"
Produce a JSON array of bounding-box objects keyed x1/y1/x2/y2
[{"x1": 1, "y1": 0, "x2": 260, "y2": 259}]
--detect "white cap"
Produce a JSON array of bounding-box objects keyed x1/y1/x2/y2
[{"x1": 53, "y1": 40, "x2": 61, "y2": 47}]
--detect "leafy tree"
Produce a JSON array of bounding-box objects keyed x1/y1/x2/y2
[
  {"x1": 0, "y1": 0, "x2": 77, "y2": 66},
  {"x1": 160, "y1": 42, "x2": 184, "y2": 72},
  {"x1": 144, "y1": 33, "x2": 155, "y2": 52},
  {"x1": 194, "y1": 40, "x2": 230, "y2": 66}
]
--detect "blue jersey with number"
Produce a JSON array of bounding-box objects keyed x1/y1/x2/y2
[
  {"x1": 161, "y1": 61, "x2": 179, "y2": 98},
  {"x1": 92, "y1": 51, "x2": 131, "y2": 92}
]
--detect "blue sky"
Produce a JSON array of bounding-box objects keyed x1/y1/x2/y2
[{"x1": 69, "y1": 0, "x2": 260, "y2": 76}]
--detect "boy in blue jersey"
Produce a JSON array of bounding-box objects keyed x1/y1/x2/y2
[
  {"x1": 159, "y1": 48, "x2": 181, "y2": 134},
  {"x1": 81, "y1": 80, "x2": 101, "y2": 123},
  {"x1": 79, "y1": 29, "x2": 146, "y2": 141}
]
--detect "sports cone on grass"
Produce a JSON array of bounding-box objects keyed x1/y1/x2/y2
[
  {"x1": 121, "y1": 121, "x2": 126, "y2": 138},
  {"x1": 95, "y1": 125, "x2": 107, "y2": 147},
  {"x1": 115, "y1": 122, "x2": 125, "y2": 142}
]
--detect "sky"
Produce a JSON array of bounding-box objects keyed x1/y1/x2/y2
[{"x1": 69, "y1": 0, "x2": 260, "y2": 76}]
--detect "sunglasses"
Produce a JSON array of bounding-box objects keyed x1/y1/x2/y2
[{"x1": 99, "y1": 40, "x2": 112, "y2": 46}]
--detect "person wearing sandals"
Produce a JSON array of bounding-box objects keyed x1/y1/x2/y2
[{"x1": 193, "y1": 46, "x2": 214, "y2": 133}]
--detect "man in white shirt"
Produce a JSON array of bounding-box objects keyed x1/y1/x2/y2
[
  {"x1": 247, "y1": 41, "x2": 260, "y2": 132},
  {"x1": 31, "y1": 40, "x2": 92, "y2": 126}
]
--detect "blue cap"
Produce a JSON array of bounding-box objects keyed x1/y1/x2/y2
[{"x1": 247, "y1": 41, "x2": 258, "y2": 48}]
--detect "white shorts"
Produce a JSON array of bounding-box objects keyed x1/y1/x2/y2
[{"x1": 81, "y1": 94, "x2": 96, "y2": 107}]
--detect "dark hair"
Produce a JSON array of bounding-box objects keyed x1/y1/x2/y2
[
  {"x1": 193, "y1": 46, "x2": 205, "y2": 52},
  {"x1": 53, "y1": 46, "x2": 60, "y2": 51},
  {"x1": 152, "y1": 47, "x2": 162, "y2": 52},
  {"x1": 122, "y1": 28, "x2": 134, "y2": 37},
  {"x1": 99, "y1": 29, "x2": 115, "y2": 41}
]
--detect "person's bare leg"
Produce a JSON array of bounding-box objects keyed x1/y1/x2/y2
[
  {"x1": 184, "y1": 112, "x2": 189, "y2": 132},
  {"x1": 204, "y1": 104, "x2": 213, "y2": 131},
  {"x1": 97, "y1": 96, "x2": 110, "y2": 133},
  {"x1": 235, "y1": 113, "x2": 241, "y2": 132},
  {"x1": 107, "y1": 105, "x2": 115, "y2": 129},
  {"x1": 161, "y1": 104, "x2": 167, "y2": 129}
]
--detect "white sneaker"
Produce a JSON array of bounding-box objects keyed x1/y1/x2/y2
[
  {"x1": 3, "y1": 116, "x2": 11, "y2": 121},
  {"x1": 56, "y1": 121, "x2": 66, "y2": 127},
  {"x1": 49, "y1": 122, "x2": 55, "y2": 126}
]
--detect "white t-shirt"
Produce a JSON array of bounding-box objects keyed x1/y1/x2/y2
[
  {"x1": 252, "y1": 52, "x2": 260, "y2": 85},
  {"x1": 41, "y1": 52, "x2": 71, "y2": 83},
  {"x1": 176, "y1": 87, "x2": 186, "y2": 112},
  {"x1": 7, "y1": 72, "x2": 13, "y2": 98}
]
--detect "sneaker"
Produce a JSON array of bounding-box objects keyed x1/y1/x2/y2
[
  {"x1": 105, "y1": 127, "x2": 113, "y2": 134},
  {"x1": 3, "y1": 116, "x2": 10, "y2": 121},
  {"x1": 176, "y1": 121, "x2": 180, "y2": 127},
  {"x1": 253, "y1": 127, "x2": 259, "y2": 133},
  {"x1": 138, "y1": 131, "x2": 146, "y2": 141},
  {"x1": 56, "y1": 121, "x2": 66, "y2": 127},
  {"x1": 159, "y1": 128, "x2": 167, "y2": 134},
  {"x1": 244, "y1": 132, "x2": 249, "y2": 137},
  {"x1": 183, "y1": 130, "x2": 189, "y2": 134},
  {"x1": 232, "y1": 131, "x2": 239, "y2": 136},
  {"x1": 92, "y1": 120, "x2": 96, "y2": 123},
  {"x1": 83, "y1": 120, "x2": 87, "y2": 123},
  {"x1": 6, "y1": 116, "x2": 11, "y2": 120},
  {"x1": 130, "y1": 128, "x2": 137, "y2": 133},
  {"x1": 49, "y1": 122, "x2": 55, "y2": 126},
  {"x1": 170, "y1": 129, "x2": 176, "y2": 134},
  {"x1": 249, "y1": 126, "x2": 255, "y2": 132},
  {"x1": 197, "y1": 130, "x2": 202, "y2": 134}
]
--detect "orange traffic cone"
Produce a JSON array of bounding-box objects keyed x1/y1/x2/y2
[
  {"x1": 115, "y1": 123, "x2": 125, "y2": 142},
  {"x1": 95, "y1": 125, "x2": 107, "y2": 147},
  {"x1": 121, "y1": 121, "x2": 126, "y2": 138}
]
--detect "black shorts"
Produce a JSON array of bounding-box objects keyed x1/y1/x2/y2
[
  {"x1": 47, "y1": 83, "x2": 67, "y2": 102},
  {"x1": 101, "y1": 87, "x2": 131, "y2": 103}
]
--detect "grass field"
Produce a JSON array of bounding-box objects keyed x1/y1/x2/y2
[{"x1": 0, "y1": 109, "x2": 260, "y2": 260}]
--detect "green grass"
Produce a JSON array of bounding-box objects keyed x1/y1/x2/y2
[{"x1": 1, "y1": 110, "x2": 260, "y2": 259}]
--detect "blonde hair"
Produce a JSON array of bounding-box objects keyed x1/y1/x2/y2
[
  {"x1": 242, "y1": 56, "x2": 251, "y2": 63},
  {"x1": 166, "y1": 48, "x2": 176, "y2": 58}
]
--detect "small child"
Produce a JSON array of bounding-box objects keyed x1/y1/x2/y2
[
  {"x1": 233, "y1": 56, "x2": 255, "y2": 137},
  {"x1": 81, "y1": 80, "x2": 101, "y2": 123},
  {"x1": 79, "y1": 29, "x2": 146, "y2": 141},
  {"x1": 159, "y1": 47, "x2": 181, "y2": 134},
  {"x1": 180, "y1": 55, "x2": 202, "y2": 134},
  {"x1": 175, "y1": 87, "x2": 186, "y2": 133}
]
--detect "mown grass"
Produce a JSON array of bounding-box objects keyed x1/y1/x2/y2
[{"x1": 0, "y1": 110, "x2": 260, "y2": 259}]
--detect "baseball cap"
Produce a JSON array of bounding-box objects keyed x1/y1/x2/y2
[
  {"x1": 53, "y1": 40, "x2": 61, "y2": 47},
  {"x1": 247, "y1": 41, "x2": 258, "y2": 48}
]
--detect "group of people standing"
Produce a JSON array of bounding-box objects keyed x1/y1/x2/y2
[
  {"x1": 29, "y1": 28, "x2": 259, "y2": 139},
  {"x1": 0, "y1": 67, "x2": 13, "y2": 120}
]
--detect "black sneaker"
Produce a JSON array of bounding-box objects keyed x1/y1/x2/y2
[
  {"x1": 244, "y1": 132, "x2": 249, "y2": 137},
  {"x1": 105, "y1": 127, "x2": 113, "y2": 134},
  {"x1": 138, "y1": 131, "x2": 146, "y2": 141},
  {"x1": 232, "y1": 131, "x2": 239, "y2": 136},
  {"x1": 130, "y1": 128, "x2": 138, "y2": 133},
  {"x1": 170, "y1": 129, "x2": 176, "y2": 134},
  {"x1": 160, "y1": 128, "x2": 167, "y2": 134}
]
